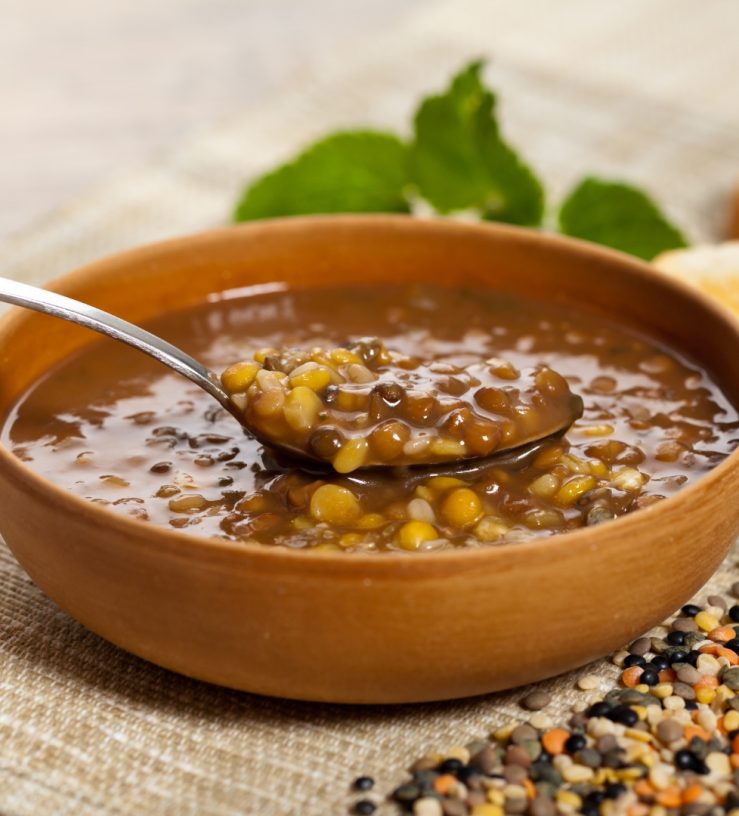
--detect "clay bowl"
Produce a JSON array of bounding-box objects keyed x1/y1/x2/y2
[{"x1": 1, "y1": 216, "x2": 738, "y2": 704}]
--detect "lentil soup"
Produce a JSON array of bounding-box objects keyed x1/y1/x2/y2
[{"x1": 5, "y1": 285, "x2": 738, "y2": 552}]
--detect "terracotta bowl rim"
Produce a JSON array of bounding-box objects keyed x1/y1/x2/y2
[{"x1": 1, "y1": 214, "x2": 738, "y2": 573}]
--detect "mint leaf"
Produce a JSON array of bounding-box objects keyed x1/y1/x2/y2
[
  {"x1": 558, "y1": 177, "x2": 688, "y2": 260},
  {"x1": 234, "y1": 131, "x2": 411, "y2": 221},
  {"x1": 410, "y1": 61, "x2": 544, "y2": 226}
]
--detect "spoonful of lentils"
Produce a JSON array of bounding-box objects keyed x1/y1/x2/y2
[{"x1": 221, "y1": 338, "x2": 583, "y2": 472}]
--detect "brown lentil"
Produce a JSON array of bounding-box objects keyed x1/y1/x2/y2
[
  {"x1": 628, "y1": 637, "x2": 652, "y2": 656},
  {"x1": 510, "y1": 724, "x2": 538, "y2": 745},
  {"x1": 676, "y1": 665, "x2": 702, "y2": 684},
  {"x1": 656, "y1": 718, "x2": 683, "y2": 743},
  {"x1": 520, "y1": 690, "x2": 551, "y2": 711},
  {"x1": 672, "y1": 616, "x2": 700, "y2": 632}
]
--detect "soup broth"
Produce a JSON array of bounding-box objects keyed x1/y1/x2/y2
[{"x1": 5, "y1": 285, "x2": 738, "y2": 552}]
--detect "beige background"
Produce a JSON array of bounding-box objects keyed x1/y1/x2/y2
[
  {"x1": 1, "y1": 1, "x2": 739, "y2": 814},
  {"x1": 0, "y1": 0, "x2": 425, "y2": 238}
]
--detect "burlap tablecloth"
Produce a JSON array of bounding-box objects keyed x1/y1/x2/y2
[{"x1": 2, "y1": 1, "x2": 739, "y2": 813}]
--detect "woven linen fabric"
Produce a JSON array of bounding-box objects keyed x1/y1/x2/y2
[{"x1": 1, "y1": 1, "x2": 739, "y2": 813}]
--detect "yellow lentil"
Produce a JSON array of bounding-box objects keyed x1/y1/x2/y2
[
  {"x1": 624, "y1": 728, "x2": 652, "y2": 743},
  {"x1": 440, "y1": 488, "x2": 483, "y2": 527},
  {"x1": 414, "y1": 485, "x2": 435, "y2": 502},
  {"x1": 593, "y1": 769, "x2": 617, "y2": 786},
  {"x1": 635, "y1": 749, "x2": 655, "y2": 767},
  {"x1": 523, "y1": 509, "x2": 564, "y2": 529},
  {"x1": 253, "y1": 347, "x2": 276, "y2": 363},
  {"x1": 429, "y1": 438, "x2": 467, "y2": 457},
  {"x1": 576, "y1": 423, "x2": 616, "y2": 436},
  {"x1": 696, "y1": 687, "x2": 716, "y2": 705},
  {"x1": 282, "y1": 386, "x2": 322, "y2": 432},
  {"x1": 529, "y1": 473, "x2": 560, "y2": 498},
  {"x1": 338, "y1": 533, "x2": 365, "y2": 549},
  {"x1": 696, "y1": 610, "x2": 721, "y2": 632},
  {"x1": 556, "y1": 791, "x2": 582, "y2": 808},
  {"x1": 356, "y1": 513, "x2": 386, "y2": 530},
  {"x1": 473, "y1": 517, "x2": 509, "y2": 542},
  {"x1": 309, "y1": 484, "x2": 361, "y2": 526},
  {"x1": 328, "y1": 348, "x2": 362, "y2": 365},
  {"x1": 290, "y1": 515, "x2": 313, "y2": 531},
  {"x1": 335, "y1": 389, "x2": 366, "y2": 412},
  {"x1": 486, "y1": 789, "x2": 505, "y2": 806},
  {"x1": 397, "y1": 521, "x2": 438, "y2": 551},
  {"x1": 588, "y1": 459, "x2": 609, "y2": 477},
  {"x1": 472, "y1": 805, "x2": 503, "y2": 816},
  {"x1": 617, "y1": 767, "x2": 645, "y2": 781},
  {"x1": 220, "y1": 360, "x2": 260, "y2": 393},
  {"x1": 333, "y1": 438, "x2": 369, "y2": 473},
  {"x1": 554, "y1": 475, "x2": 597, "y2": 506},
  {"x1": 653, "y1": 683, "x2": 673, "y2": 699},
  {"x1": 559, "y1": 454, "x2": 591, "y2": 474},
  {"x1": 289, "y1": 363, "x2": 333, "y2": 391},
  {"x1": 632, "y1": 705, "x2": 648, "y2": 720},
  {"x1": 493, "y1": 724, "x2": 516, "y2": 742}
]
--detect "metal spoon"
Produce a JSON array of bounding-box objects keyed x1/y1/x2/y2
[
  {"x1": 0, "y1": 276, "x2": 243, "y2": 424},
  {"x1": 0, "y1": 277, "x2": 581, "y2": 469}
]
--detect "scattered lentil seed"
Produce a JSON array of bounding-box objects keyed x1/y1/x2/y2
[
  {"x1": 528, "y1": 712, "x2": 552, "y2": 730},
  {"x1": 673, "y1": 616, "x2": 699, "y2": 632},
  {"x1": 656, "y1": 718, "x2": 683, "y2": 743},
  {"x1": 510, "y1": 725, "x2": 537, "y2": 745},
  {"x1": 529, "y1": 797, "x2": 556, "y2": 816},
  {"x1": 577, "y1": 674, "x2": 600, "y2": 691},
  {"x1": 672, "y1": 681, "x2": 697, "y2": 700},
  {"x1": 353, "y1": 776, "x2": 375, "y2": 792},
  {"x1": 414, "y1": 798, "x2": 443, "y2": 816},
  {"x1": 629, "y1": 637, "x2": 652, "y2": 656},
  {"x1": 361, "y1": 580, "x2": 739, "y2": 816},
  {"x1": 722, "y1": 667, "x2": 739, "y2": 690},
  {"x1": 695, "y1": 610, "x2": 720, "y2": 631},
  {"x1": 520, "y1": 690, "x2": 551, "y2": 711}
]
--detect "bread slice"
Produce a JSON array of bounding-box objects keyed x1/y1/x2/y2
[{"x1": 653, "y1": 241, "x2": 739, "y2": 319}]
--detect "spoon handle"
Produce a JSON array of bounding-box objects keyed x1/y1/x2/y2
[{"x1": 0, "y1": 276, "x2": 237, "y2": 417}]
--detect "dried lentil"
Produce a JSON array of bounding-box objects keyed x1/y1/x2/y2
[
  {"x1": 359, "y1": 580, "x2": 739, "y2": 816},
  {"x1": 520, "y1": 691, "x2": 551, "y2": 711}
]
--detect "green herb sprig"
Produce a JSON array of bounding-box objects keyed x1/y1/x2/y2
[{"x1": 234, "y1": 61, "x2": 687, "y2": 261}]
